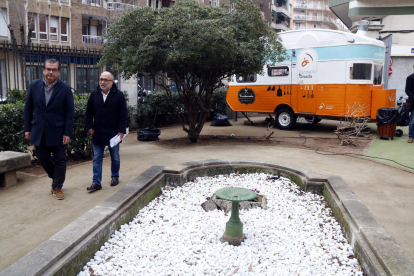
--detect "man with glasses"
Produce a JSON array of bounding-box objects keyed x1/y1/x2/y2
[
  {"x1": 24, "y1": 59, "x2": 74, "y2": 200},
  {"x1": 85, "y1": 71, "x2": 127, "y2": 192}
]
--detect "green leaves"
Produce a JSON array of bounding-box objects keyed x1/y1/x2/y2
[{"x1": 0, "y1": 101, "x2": 29, "y2": 152}]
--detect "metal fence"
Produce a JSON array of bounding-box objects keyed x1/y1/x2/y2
[{"x1": 0, "y1": 41, "x2": 103, "y2": 100}]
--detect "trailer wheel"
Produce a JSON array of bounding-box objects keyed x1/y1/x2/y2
[
  {"x1": 396, "y1": 129, "x2": 403, "y2": 137},
  {"x1": 276, "y1": 108, "x2": 296, "y2": 130}
]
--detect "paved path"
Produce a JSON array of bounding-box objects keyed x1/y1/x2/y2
[{"x1": 0, "y1": 118, "x2": 413, "y2": 272}]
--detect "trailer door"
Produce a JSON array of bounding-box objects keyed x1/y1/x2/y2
[{"x1": 297, "y1": 48, "x2": 318, "y2": 114}]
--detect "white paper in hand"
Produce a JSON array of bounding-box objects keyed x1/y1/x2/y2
[
  {"x1": 109, "y1": 128, "x2": 129, "y2": 148},
  {"x1": 110, "y1": 134, "x2": 121, "y2": 148}
]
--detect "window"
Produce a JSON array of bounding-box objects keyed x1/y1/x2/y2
[
  {"x1": 39, "y1": 15, "x2": 48, "y2": 40},
  {"x1": 61, "y1": 18, "x2": 69, "y2": 42},
  {"x1": 373, "y1": 65, "x2": 383, "y2": 85},
  {"x1": 50, "y1": 16, "x2": 58, "y2": 41},
  {"x1": 268, "y1": 66, "x2": 289, "y2": 77},
  {"x1": 350, "y1": 63, "x2": 372, "y2": 80},
  {"x1": 25, "y1": 65, "x2": 43, "y2": 88},
  {"x1": 236, "y1": 74, "x2": 257, "y2": 83},
  {"x1": 76, "y1": 67, "x2": 99, "y2": 93},
  {"x1": 0, "y1": 9, "x2": 7, "y2": 37},
  {"x1": 82, "y1": 24, "x2": 89, "y2": 35},
  {"x1": 28, "y1": 14, "x2": 37, "y2": 39}
]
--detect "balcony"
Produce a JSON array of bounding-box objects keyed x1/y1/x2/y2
[
  {"x1": 294, "y1": 15, "x2": 307, "y2": 20},
  {"x1": 104, "y1": 2, "x2": 137, "y2": 12},
  {"x1": 82, "y1": 35, "x2": 104, "y2": 44},
  {"x1": 82, "y1": 0, "x2": 102, "y2": 7},
  {"x1": 306, "y1": 4, "x2": 323, "y2": 10},
  {"x1": 295, "y1": 3, "x2": 307, "y2": 8},
  {"x1": 271, "y1": 21, "x2": 290, "y2": 31}
]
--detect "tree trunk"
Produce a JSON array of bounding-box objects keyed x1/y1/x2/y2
[{"x1": 187, "y1": 131, "x2": 199, "y2": 143}]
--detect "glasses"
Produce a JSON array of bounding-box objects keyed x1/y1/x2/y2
[
  {"x1": 45, "y1": 68, "x2": 59, "y2": 73},
  {"x1": 99, "y1": 78, "x2": 113, "y2": 82}
]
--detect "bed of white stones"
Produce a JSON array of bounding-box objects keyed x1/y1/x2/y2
[{"x1": 78, "y1": 173, "x2": 363, "y2": 276}]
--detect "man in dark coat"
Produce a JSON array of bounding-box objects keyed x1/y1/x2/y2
[
  {"x1": 24, "y1": 59, "x2": 74, "y2": 200},
  {"x1": 85, "y1": 71, "x2": 128, "y2": 192},
  {"x1": 406, "y1": 68, "x2": 414, "y2": 143}
]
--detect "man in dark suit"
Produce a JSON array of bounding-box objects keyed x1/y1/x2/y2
[
  {"x1": 85, "y1": 71, "x2": 127, "y2": 192},
  {"x1": 24, "y1": 59, "x2": 74, "y2": 200},
  {"x1": 406, "y1": 67, "x2": 414, "y2": 143}
]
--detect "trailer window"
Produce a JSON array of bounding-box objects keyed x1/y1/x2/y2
[
  {"x1": 268, "y1": 66, "x2": 289, "y2": 77},
  {"x1": 236, "y1": 74, "x2": 257, "y2": 83},
  {"x1": 350, "y1": 63, "x2": 372, "y2": 80},
  {"x1": 373, "y1": 65, "x2": 383, "y2": 85}
]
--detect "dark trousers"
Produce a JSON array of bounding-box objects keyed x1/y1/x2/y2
[{"x1": 35, "y1": 145, "x2": 67, "y2": 190}]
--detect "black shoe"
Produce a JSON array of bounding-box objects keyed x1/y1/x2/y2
[
  {"x1": 87, "y1": 183, "x2": 102, "y2": 192},
  {"x1": 110, "y1": 177, "x2": 119, "y2": 186}
]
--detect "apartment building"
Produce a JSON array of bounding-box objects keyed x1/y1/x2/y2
[
  {"x1": 0, "y1": 0, "x2": 289, "y2": 105},
  {"x1": 292, "y1": 0, "x2": 341, "y2": 30}
]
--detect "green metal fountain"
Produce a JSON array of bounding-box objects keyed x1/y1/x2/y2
[{"x1": 215, "y1": 187, "x2": 258, "y2": 246}]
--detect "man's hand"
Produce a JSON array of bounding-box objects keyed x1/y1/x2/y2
[
  {"x1": 63, "y1": 135, "x2": 70, "y2": 145},
  {"x1": 25, "y1": 132, "x2": 31, "y2": 141},
  {"x1": 88, "y1": 129, "x2": 94, "y2": 135},
  {"x1": 119, "y1": 132, "x2": 125, "y2": 140}
]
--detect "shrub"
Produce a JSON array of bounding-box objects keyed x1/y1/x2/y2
[
  {"x1": 66, "y1": 94, "x2": 93, "y2": 161},
  {"x1": 7, "y1": 89, "x2": 27, "y2": 104},
  {"x1": 210, "y1": 86, "x2": 228, "y2": 117},
  {"x1": 0, "y1": 101, "x2": 30, "y2": 152},
  {"x1": 134, "y1": 90, "x2": 179, "y2": 128},
  {"x1": 134, "y1": 87, "x2": 228, "y2": 128}
]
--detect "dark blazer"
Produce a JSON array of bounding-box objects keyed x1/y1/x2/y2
[
  {"x1": 85, "y1": 83, "x2": 128, "y2": 146},
  {"x1": 406, "y1": 72, "x2": 414, "y2": 101},
  {"x1": 24, "y1": 79, "x2": 74, "y2": 147}
]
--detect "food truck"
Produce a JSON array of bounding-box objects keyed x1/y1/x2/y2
[{"x1": 226, "y1": 30, "x2": 396, "y2": 129}]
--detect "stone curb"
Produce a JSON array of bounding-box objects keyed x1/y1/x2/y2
[{"x1": 1, "y1": 159, "x2": 413, "y2": 276}]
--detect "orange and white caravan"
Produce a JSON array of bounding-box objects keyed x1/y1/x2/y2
[{"x1": 226, "y1": 29, "x2": 396, "y2": 129}]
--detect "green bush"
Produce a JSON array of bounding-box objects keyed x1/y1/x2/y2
[
  {"x1": 0, "y1": 101, "x2": 30, "y2": 152},
  {"x1": 134, "y1": 87, "x2": 228, "y2": 128},
  {"x1": 210, "y1": 86, "x2": 228, "y2": 117},
  {"x1": 134, "y1": 90, "x2": 179, "y2": 128},
  {"x1": 66, "y1": 94, "x2": 93, "y2": 161},
  {"x1": 7, "y1": 89, "x2": 27, "y2": 104}
]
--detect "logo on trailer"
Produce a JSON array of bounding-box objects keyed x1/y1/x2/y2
[{"x1": 238, "y1": 88, "x2": 255, "y2": 105}]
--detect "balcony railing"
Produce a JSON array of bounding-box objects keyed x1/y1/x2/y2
[
  {"x1": 105, "y1": 2, "x2": 136, "y2": 11},
  {"x1": 307, "y1": 4, "x2": 323, "y2": 10},
  {"x1": 82, "y1": 35, "x2": 104, "y2": 44},
  {"x1": 271, "y1": 22, "x2": 290, "y2": 31},
  {"x1": 82, "y1": 0, "x2": 102, "y2": 7},
  {"x1": 294, "y1": 15, "x2": 307, "y2": 19},
  {"x1": 295, "y1": 3, "x2": 307, "y2": 8}
]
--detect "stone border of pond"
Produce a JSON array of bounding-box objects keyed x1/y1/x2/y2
[{"x1": 2, "y1": 159, "x2": 413, "y2": 276}]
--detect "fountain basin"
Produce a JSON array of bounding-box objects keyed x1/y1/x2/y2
[{"x1": 2, "y1": 160, "x2": 414, "y2": 276}]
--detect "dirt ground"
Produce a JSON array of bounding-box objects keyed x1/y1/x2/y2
[{"x1": 154, "y1": 135, "x2": 373, "y2": 155}]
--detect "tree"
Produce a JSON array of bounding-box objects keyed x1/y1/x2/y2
[{"x1": 100, "y1": 0, "x2": 286, "y2": 142}]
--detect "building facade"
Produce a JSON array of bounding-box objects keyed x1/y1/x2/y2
[
  {"x1": 292, "y1": 0, "x2": 343, "y2": 30},
  {"x1": 0, "y1": 0, "x2": 293, "y2": 105},
  {"x1": 329, "y1": 0, "x2": 414, "y2": 98}
]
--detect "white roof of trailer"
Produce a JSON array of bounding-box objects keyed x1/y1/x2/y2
[{"x1": 279, "y1": 29, "x2": 385, "y2": 49}]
